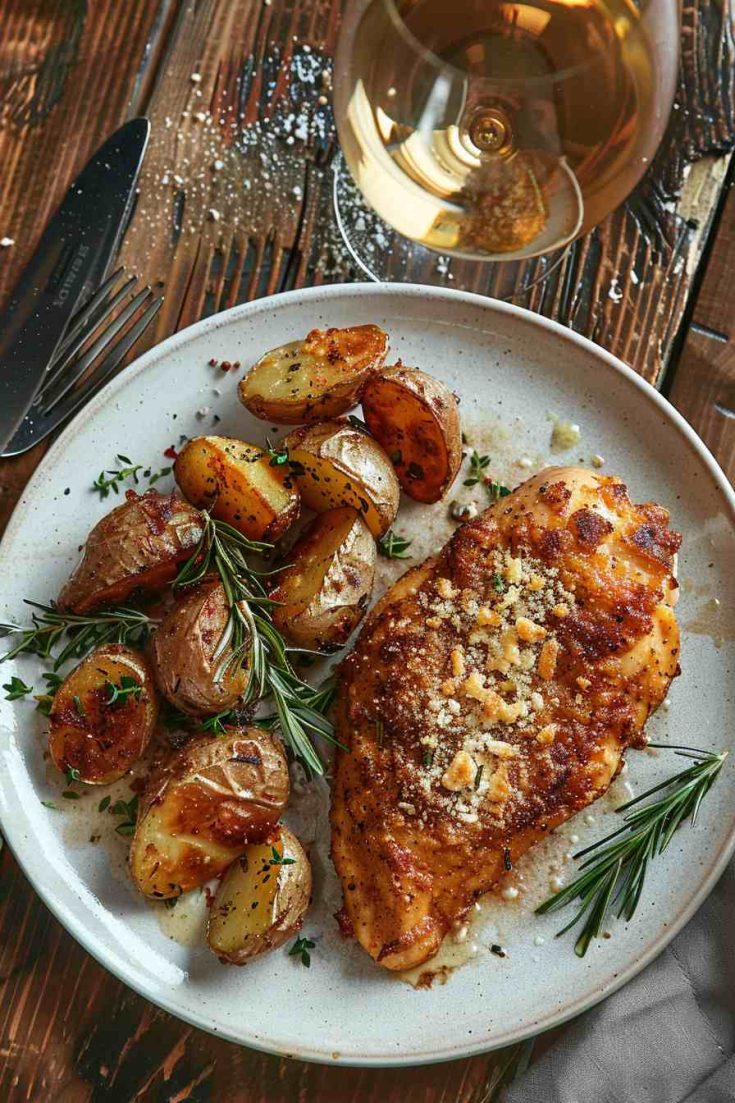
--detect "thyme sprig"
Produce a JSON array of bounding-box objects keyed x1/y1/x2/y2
[
  {"x1": 0, "y1": 603, "x2": 155, "y2": 669},
  {"x1": 377, "y1": 530, "x2": 412, "y2": 560},
  {"x1": 536, "y1": 745, "x2": 727, "y2": 956},
  {"x1": 176, "y1": 514, "x2": 341, "y2": 775},
  {"x1": 91, "y1": 454, "x2": 143, "y2": 498},
  {"x1": 463, "y1": 450, "x2": 490, "y2": 487}
]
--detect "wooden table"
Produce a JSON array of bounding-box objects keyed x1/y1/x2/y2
[{"x1": 1, "y1": 1, "x2": 734, "y2": 1099}]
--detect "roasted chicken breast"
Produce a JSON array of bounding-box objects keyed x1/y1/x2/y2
[{"x1": 331, "y1": 467, "x2": 681, "y2": 970}]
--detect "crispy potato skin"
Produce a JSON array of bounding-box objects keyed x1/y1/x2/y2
[
  {"x1": 48, "y1": 644, "x2": 158, "y2": 785},
  {"x1": 174, "y1": 435, "x2": 300, "y2": 541},
  {"x1": 150, "y1": 577, "x2": 249, "y2": 716},
  {"x1": 129, "y1": 728, "x2": 289, "y2": 898},
  {"x1": 58, "y1": 491, "x2": 204, "y2": 614},
  {"x1": 239, "y1": 324, "x2": 388, "y2": 424},
  {"x1": 284, "y1": 419, "x2": 399, "y2": 537},
  {"x1": 271, "y1": 508, "x2": 375, "y2": 652},
  {"x1": 362, "y1": 365, "x2": 462, "y2": 503},
  {"x1": 207, "y1": 826, "x2": 311, "y2": 964}
]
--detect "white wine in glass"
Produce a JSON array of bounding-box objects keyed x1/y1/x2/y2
[{"x1": 333, "y1": 0, "x2": 679, "y2": 270}]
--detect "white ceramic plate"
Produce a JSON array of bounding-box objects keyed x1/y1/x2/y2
[{"x1": 1, "y1": 284, "x2": 734, "y2": 1067}]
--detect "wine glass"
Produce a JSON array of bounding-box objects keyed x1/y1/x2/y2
[{"x1": 332, "y1": 0, "x2": 679, "y2": 292}]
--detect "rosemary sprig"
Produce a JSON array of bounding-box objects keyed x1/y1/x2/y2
[
  {"x1": 0, "y1": 602, "x2": 155, "y2": 669},
  {"x1": 536, "y1": 745, "x2": 727, "y2": 956},
  {"x1": 176, "y1": 514, "x2": 342, "y2": 775}
]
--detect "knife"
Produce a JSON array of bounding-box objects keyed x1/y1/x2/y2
[{"x1": 0, "y1": 117, "x2": 150, "y2": 452}]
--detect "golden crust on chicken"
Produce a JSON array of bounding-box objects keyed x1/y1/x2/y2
[{"x1": 330, "y1": 467, "x2": 681, "y2": 970}]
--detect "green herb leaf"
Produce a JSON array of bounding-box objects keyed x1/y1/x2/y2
[
  {"x1": 91, "y1": 456, "x2": 143, "y2": 498},
  {"x1": 109, "y1": 793, "x2": 139, "y2": 835},
  {"x1": 105, "y1": 675, "x2": 143, "y2": 706},
  {"x1": 492, "y1": 573, "x2": 505, "y2": 592},
  {"x1": 41, "y1": 800, "x2": 60, "y2": 810},
  {"x1": 34, "y1": 672, "x2": 65, "y2": 715},
  {"x1": 72, "y1": 694, "x2": 86, "y2": 717},
  {"x1": 147, "y1": 465, "x2": 172, "y2": 486},
  {"x1": 487, "y1": 481, "x2": 511, "y2": 502},
  {"x1": 463, "y1": 450, "x2": 490, "y2": 487},
  {"x1": 269, "y1": 846, "x2": 296, "y2": 867},
  {"x1": 62, "y1": 790, "x2": 80, "y2": 800},
  {"x1": 289, "y1": 935, "x2": 315, "y2": 967},
  {"x1": 98, "y1": 795, "x2": 111, "y2": 813},
  {"x1": 377, "y1": 530, "x2": 412, "y2": 560},
  {"x1": 199, "y1": 709, "x2": 236, "y2": 735},
  {"x1": 536, "y1": 745, "x2": 728, "y2": 956},
  {"x1": 265, "y1": 437, "x2": 289, "y2": 467},
  {"x1": 347, "y1": 414, "x2": 369, "y2": 433},
  {"x1": 3, "y1": 675, "x2": 32, "y2": 700}
]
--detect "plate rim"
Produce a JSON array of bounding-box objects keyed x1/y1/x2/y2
[{"x1": 1, "y1": 281, "x2": 734, "y2": 1067}]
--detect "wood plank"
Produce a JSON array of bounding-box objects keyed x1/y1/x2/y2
[
  {"x1": 0, "y1": 0, "x2": 172, "y2": 535},
  {"x1": 669, "y1": 173, "x2": 735, "y2": 481}
]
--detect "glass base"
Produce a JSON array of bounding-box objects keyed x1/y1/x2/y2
[{"x1": 332, "y1": 153, "x2": 569, "y2": 301}]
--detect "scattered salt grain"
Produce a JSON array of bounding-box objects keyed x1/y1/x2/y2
[
  {"x1": 608, "y1": 278, "x2": 623, "y2": 302},
  {"x1": 190, "y1": 72, "x2": 202, "y2": 83},
  {"x1": 0, "y1": 237, "x2": 14, "y2": 248}
]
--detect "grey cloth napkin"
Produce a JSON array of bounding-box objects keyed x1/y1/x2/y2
[{"x1": 505, "y1": 863, "x2": 735, "y2": 1103}]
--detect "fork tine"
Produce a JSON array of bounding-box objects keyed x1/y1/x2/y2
[
  {"x1": 39, "y1": 273, "x2": 138, "y2": 398},
  {"x1": 39, "y1": 294, "x2": 163, "y2": 425},
  {"x1": 41, "y1": 288, "x2": 154, "y2": 414},
  {"x1": 53, "y1": 267, "x2": 129, "y2": 362}
]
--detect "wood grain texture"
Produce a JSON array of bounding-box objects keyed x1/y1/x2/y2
[
  {"x1": 669, "y1": 173, "x2": 735, "y2": 481},
  {"x1": 0, "y1": 0, "x2": 734, "y2": 1099},
  {"x1": 0, "y1": 0, "x2": 168, "y2": 533}
]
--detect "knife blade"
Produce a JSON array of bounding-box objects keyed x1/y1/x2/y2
[{"x1": 0, "y1": 117, "x2": 150, "y2": 452}]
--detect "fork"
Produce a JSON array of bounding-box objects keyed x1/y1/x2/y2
[{"x1": 1, "y1": 268, "x2": 163, "y2": 458}]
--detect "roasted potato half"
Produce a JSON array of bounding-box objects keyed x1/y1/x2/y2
[
  {"x1": 239, "y1": 324, "x2": 388, "y2": 424},
  {"x1": 361, "y1": 364, "x2": 462, "y2": 503},
  {"x1": 48, "y1": 644, "x2": 158, "y2": 785},
  {"x1": 150, "y1": 577, "x2": 249, "y2": 716},
  {"x1": 283, "y1": 420, "x2": 399, "y2": 537},
  {"x1": 58, "y1": 491, "x2": 204, "y2": 614},
  {"x1": 207, "y1": 826, "x2": 311, "y2": 964},
  {"x1": 129, "y1": 728, "x2": 289, "y2": 898},
  {"x1": 174, "y1": 435, "x2": 299, "y2": 542},
  {"x1": 270, "y1": 508, "x2": 375, "y2": 652}
]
